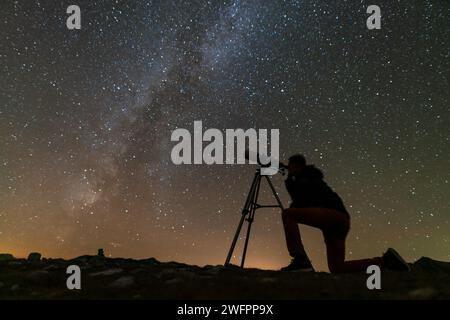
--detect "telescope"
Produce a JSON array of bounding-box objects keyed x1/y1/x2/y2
[
  {"x1": 244, "y1": 149, "x2": 288, "y2": 175},
  {"x1": 225, "y1": 150, "x2": 286, "y2": 267}
]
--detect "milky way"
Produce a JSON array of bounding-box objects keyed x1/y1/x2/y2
[{"x1": 1, "y1": 0, "x2": 449, "y2": 271}]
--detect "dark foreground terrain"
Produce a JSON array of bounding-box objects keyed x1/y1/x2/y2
[{"x1": 1, "y1": 254, "x2": 449, "y2": 299}]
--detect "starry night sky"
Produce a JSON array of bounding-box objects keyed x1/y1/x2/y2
[{"x1": 1, "y1": 0, "x2": 449, "y2": 271}]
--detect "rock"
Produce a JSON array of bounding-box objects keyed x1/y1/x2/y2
[
  {"x1": 27, "y1": 252, "x2": 42, "y2": 262},
  {"x1": 203, "y1": 265, "x2": 225, "y2": 275},
  {"x1": 0, "y1": 254, "x2": 15, "y2": 261},
  {"x1": 409, "y1": 287, "x2": 439, "y2": 299},
  {"x1": 260, "y1": 277, "x2": 276, "y2": 284},
  {"x1": 88, "y1": 256, "x2": 106, "y2": 267},
  {"x1": 156, "y1": 268, "x2": 196, "y2": 281},
  {"x1": 45, "y1": 258, "x2": 65, "y2": 265},
  {"x1": 197, "y1": 275, "x2": 214, "y2": 280},
  {"x1": 178, "y1": 271, "x2": 196, "y2": 280},
  {"x1": 71, "y1": 255, "x2": 91, "y2": 264},
  {"x1": 164, "y1": 277, "x2": 184, "y2": 285},
  {"x1": 413, "y1": 257, "x2": 450, "y2": 274},
  {"x1": 156, "y1": 268, "x2": 178, "y2": 278},
  {"x1": 89, "y1": 268, "x2": 124, "y2": 277},
  {"x1": 44, "y1": 264, "x2": 61, "y2": 271},
  {"x1": 139, "y1": 257, "x2": 160, "y2": 265},
  {"x1": 130, "y1": 268, "x2": 148, "y2": 275},
  {"x1": 166, "y1": 261, "x2": 190, "y2": 268},
  {"x1": 109, "y1": 276, "x2": 135, "y2": 288},
  {"x1": 11, "y1": 284, "x2": 20, "y2": 292},
  {"x1": 1, "y1": 254, "x2": 449, "y2": 299},
  {"x1": 26, "y1": 270, "x2": 52, "y2": 286}
]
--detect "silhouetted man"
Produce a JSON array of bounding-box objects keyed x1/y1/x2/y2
[{"x1": 281, "y1": 154, "x2": 410, "y2": 273}]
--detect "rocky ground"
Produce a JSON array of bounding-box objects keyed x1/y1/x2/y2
[{"x1": 1, "y1": 253, "x2": 449, "y2": 299}]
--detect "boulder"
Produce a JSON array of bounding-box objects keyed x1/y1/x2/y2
[
  {"x1": 0, "y1": 254, "x2": 15, "y2": 261},
  {"x1": 409, "y1": 287, "x2": 439, "y2": 299},
  {"x1": 8, "y1": 261, "x2": 23, "y2": 267},
  {"x1": 413, "y1": 257, "x2": 450, "y2": 274},
  {"x1": 89, "y1": 268, "x2": 124, "y2": 277},
  {"x1": 44, "y1": 264, "x2": 61, "y2": 271},
  {"x1": 139, "y1": 257, "x2": 160, "y2": 265},
  {"x1": 11, "y1": 284, "x2": 20, "y2": 292},
  {"x1": 26, "y1": 270, "x2": 52, "y2": 286},
  {"x1": 109, "y1": 276, "x2": 135, "y2": 288},
  {"x1": 203, "y1": 265, "x2": 225, "y2": 275},
  {"x1": 27, "y1": 252, "x2": 42, "y2": 262}
]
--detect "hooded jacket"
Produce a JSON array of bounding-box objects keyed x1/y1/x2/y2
[{"x1": 285, "y1": 165, "x2": 349, "y2": 215}]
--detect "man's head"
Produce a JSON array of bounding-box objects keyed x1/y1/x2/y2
[{"x1": 288, "y1": 154, "x2": 306, "y2": 175}]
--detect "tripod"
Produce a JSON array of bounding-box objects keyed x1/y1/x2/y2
[{"x1": 224, "y1": 168, "x2": 284, "y2": 268}]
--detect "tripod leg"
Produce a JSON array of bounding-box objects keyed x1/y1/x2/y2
[
  {"x1": 240, "y1": 174, "x2": 262, "y2": 268},
  {"x1": 265, "y1": 175, "x2": 284, "y2": 210},
  {"x1": 225, "y1": 212, "x2": 247, "y2": 266},
  {"x1": 224, "y1": 172, "x2": 260, "y2": 266}
]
